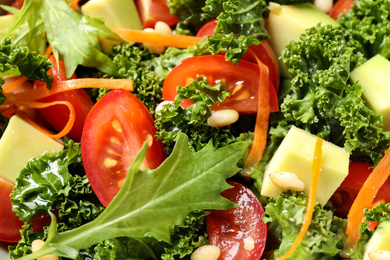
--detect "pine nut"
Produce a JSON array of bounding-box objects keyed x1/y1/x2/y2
[
  {"x1": 207, "y1": 109, "x2": 239, "y2": 128},
  {"x1": 314, "y1": 0, "x2": 333, "y2": 13},
  {"x1": 143, "y1": 22, "x2": 172, "y2": 55},
  {"x1": 369, "y1": 250, "x2": 390, "y2": 260},
  {"x1": 155, "y1": 101, "x2": 174, "y2": 116},
  {"x1": 269, "y1": 171, "x2": 305, "y2": 191},
  {"x1": 244, "y1": 236, "x2": 255, "y2": 251},
  {"x1": 154, "y1": 21, "x2": 172, "y2": 35},
  {"x1": 191, "y1": 245, "x2": 221, "y2": 260},
  {"x1": 31, "y1": 239, "x2": 59, "y2": 260}
]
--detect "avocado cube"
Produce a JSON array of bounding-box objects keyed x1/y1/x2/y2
[
  {"x1": 363, "y1": 221, "x2": 390, "y2": 260},
  {"x1": 0, "y1": 114, "x2": 64, "y2": 183},
  {"x1": 261, "y1": 126, "x2": 350, "y2": 206},
  {"x1": 350, "y1": 54, "x2": 390, "y2": 131},
  {"x1": 266, "y1": 2, "x2": 339, "y2": 77}
]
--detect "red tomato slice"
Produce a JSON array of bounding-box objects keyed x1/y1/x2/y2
[
  {"x1": 81, "y1": 89, "x2": 166, "y2": 207},
  {"x1": 328, "y1": 0, "x2": 354, "y2": 20},
  {"x1": 206, "y1": 181, "x2": 267, "y2": 260},
  {"x1": 162, "y1": 55, "x2": 278, "y2": 114},
  {"x1": 34, "y1": 55, "x2": 94, "y2": 142},
  {"x1": 330, "y1": 161, "x2": 390, "y2": 218},
  {"x1": 196, "y1": 20, "x2": 280, "y2": 91},
  {"x1": 135, "y1": 0, "x2": 179, "y2": 28},
  {"x1": 0, "y1": 177, "x2": 50, "y2": 242}
]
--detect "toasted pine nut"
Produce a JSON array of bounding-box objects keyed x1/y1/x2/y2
[
  {"x1": 314, "y1": 0, "x2": 333, "y2": 13},
  {"x1": 191, "y1": 245, "x2": 221, "y2": 260},
  {"x1": 207, "y1": 109, "x2": 239, "y2": 128},
  {"x1": 369, "y1": 250, "x2": 390, "y2": 260},
  {"x1": 31, "y1": 239, "x2": 59, "y2": 260},
  {"x1": 269, "y1": 171, "x2": 305, "y2": 191},
  {"x1": 154, "y1": 21, "x2": 172, "y2": 35},
  {"x1": 155, "y1": 101, "x2": 174, "y2": 116},
  {"x1": 244, "y1": 236, "x2": 255, "y2": 251}
]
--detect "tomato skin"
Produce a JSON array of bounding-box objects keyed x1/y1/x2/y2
[
  {"x1": 81, "y1": 89, "x2": 166, "y2": 207},
  {"x1": 328, "y1": 0, "x2": 354, "y2": 20},
  {"x1": 330, "y1": 161, "x2": 390, "y2": 218},
  {"x1": 0, "y1": 177, "x2": 50, "y2": 242},
  {"x1": 163, "y1": 55, "x2": 279, "y2": 114},
  {"x1": 206, "y1": 181, "x2": 267, "y2": 260},
  {"x1": 196, "y1": 20, "x2": 280, "y2": 92},
  {"x1": 135, "y1": 0, "x2": 179, "y2": 28},
  {"x1": 34, "y1": 56, "x2": 94, "y2": 142}
]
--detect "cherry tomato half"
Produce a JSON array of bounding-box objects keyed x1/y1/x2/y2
[
  {"x1": 81, "y1": 89, "x2": 166, "y2": 207},
  {"x1": 196, "y1": 20, "x2": 280, "y2": 91},
  {"x1": 135, "y1": 0, "x2": 179, "y2": 28},
  {"x1": 0, "y1": 177, "x2": 50, "y2": 242},
  {"x1": 328, "y1": 0, "x2": 354, "y2": 20},
  {"x1": 330, "y1": 161, "x2": 390, "y2": 218},
  {"x1": 162, "y1": 55, "x2": 279, "y2": 114},
  {"x1": 206, "y1": 181, "x2": 267, "y2": 260},
  {"x1": 34, "y1": 55, "x2": 94, "y2": 142}
]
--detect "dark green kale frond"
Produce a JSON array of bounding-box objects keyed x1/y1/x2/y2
[
  {"x1": 338, "y1": 0, "x2": 390, "y2": 68},
  {"x1": 279, "y1": 24, "x2": 390, "y2": 164},
  {"x1": 263, "y1": 192, "x2": 348, "y2": 259},
  {"x1": 155, "y1": 77, "x2": 236, "y2": 153},
  {"x1": 206, "y1": 0, "x2": 269, "y2": 64}
]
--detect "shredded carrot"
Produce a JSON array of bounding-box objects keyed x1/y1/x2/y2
[
  {"x1": 113, "y1": 28, "x2": 202, "y2": 49},
  {"x1": 16, "y1": 100, "x2": 75, "y2": 139},
  {"x1": 242, "y1": 49, "x2": 271, "y2": 177},
  {"x1": 43, "y1": 44, "x2": 53, "y2": 57},
  {"x1": 277, "y1": 138, "x2": 323, "y2": 260},
  {"x1": 2, "y1": 76, "x2": 28, "y2": 94},
  {"x1": 68, "y1": 0, "x2": 79, "y2": 10},
  {"x1": 342, "y1": 146, "x2": 390, "y2": 257},
  {"x1": 6, "y1": 78, "x2": 133, "y2": 103}
]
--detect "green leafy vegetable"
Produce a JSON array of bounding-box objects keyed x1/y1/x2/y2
[
  {"x1": 5, "y1": 0, "x2": 122, "y2": 78},
  {"x1": 360, "y1": 203, "x2": 390, "y2": 233},
  {"x1": 263, "y1": 192, "x2": 347, "y2": 259},
  {"x1": 155, "y1": 77, "x2": 236, "y2": 153},
  {"x1": 17, "y1": 133, "x2": 250, "y2": 260}
]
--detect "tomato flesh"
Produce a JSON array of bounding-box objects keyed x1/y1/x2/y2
[
  {"x1": 81, "y1": 89, "x2": 166, "y2": 207},
  {"x1": 330, "y1": 161, "x2": 390, "y2": 218},
  {"x1": 163, "y1": 55, "x2": 278, "y2": 114},
  {"x1": 135, "y1": 0, "x2": 178, "y2": 28},
  {"x1": 34, "y1": 55, "x2": 94, "y2": 142},
  {"x1": 206, "y1": 181, "x2": 267, "y2": 260},
  {"x1": 328, "y1": 0, "x2": 354, "y2": 20}
]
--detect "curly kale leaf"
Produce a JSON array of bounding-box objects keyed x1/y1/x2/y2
[
  {"x1": 155, "y1": 77, "x2": 236, "y2": 153},
  {"x1": 1, "y1": 37, "x2": 53, "y2": 88},
  {"x1": 338, "y1": 0, "x2": 390, "y2": 67},
  {"x1": 206, "y1": 0, "x2": 269, "y2": 64},
  {"x1": 360, "y1": 203, "x2": 390, "y2": 233},
  {"x1": 263, "y1": 192, "x2": 347, "y2": 259},
  {"x1": 280, "y1": 24, "x2": 390, "y2": 164}
]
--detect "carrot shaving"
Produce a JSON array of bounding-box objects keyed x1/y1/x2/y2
[
  {"x1": 242, "y1": 49, "x2": 271, "y2": 177},
  {"x1": 2, "y1": 76, "x2": 28, "y2": 94},
  {"x1": 68, "y1": 0, "x2": 79, "y2": 10},
  {"x1": 43, "y1": 44, "x2": 53, "y2": 57},
  {"x1": 113, "y1": 28, "x2": 202, "y2": 49},
  {"x1": 277, "y1": 138, "x2": 323, "y2": 260},
  {"x1": 6, "y1": 78, "x2": 133, "y2": 103},
  {"x1": 16, "y1": 100, "x2": 75, "y2": 139},
  {"x1": 342, "y1": 146, "x2": 390, "y2": 257}
]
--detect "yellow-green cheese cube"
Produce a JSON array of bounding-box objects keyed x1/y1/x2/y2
[
  {"x1": 350, "y1": 54, "x2": 390, "y2": 130},
  {"x1": 261, "y1": 126, "x2": 349, "y2": 206},
  {"x1": 363, "y1": 221, "x2": 390, "y2": 260},
  {"x1": 266, "y1": 2, "x2": 339, "y2": 77},
  {"x1": 0, "y1": 114, "x2": 64, "y2": 183}
]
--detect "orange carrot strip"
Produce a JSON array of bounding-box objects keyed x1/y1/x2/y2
[
  {"x1": 113, "y1": 28, "x2": 202, "y2": 49},
  {"x1": 68, "y1": 0, "x2": 79, "y2": 10},
  {"x1": 242, "y1": 49, "x2": 271, "y2": 177},
  {"x1": 342, "y1": 146, "x2": 390, "y2": 257},
  {"x1": 2, "y1": 76, "x2": 28, "y2": 94},
  {"x1": 16, "y1": 100, "x2": 75, "y2": 139},
  {"x1": 277, "y1": 138, "x2": 323, "y2": 260},
  {"x1": 43, "y1": 45, "x2": 53, "y2": 57},
  {"x1": 6, "y1": 78, "x2": 133, "y2": 102}
]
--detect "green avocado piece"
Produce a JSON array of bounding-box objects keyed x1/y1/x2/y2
[
  {"x1": 261, "y1": 126, "x2": 350, "y2": 206},
  {"x1": 0, "y1": 114, "x2": 64, "y2": 183},
  {"x1": 350, "y1": 54, "x2": 390, "y2": 131},
  {"x1": 363, "y1": 221, "x2": 390, "y2": 260},
  {"x1": 265, "y1": 2, "x2": 339, "y2": 77}
]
